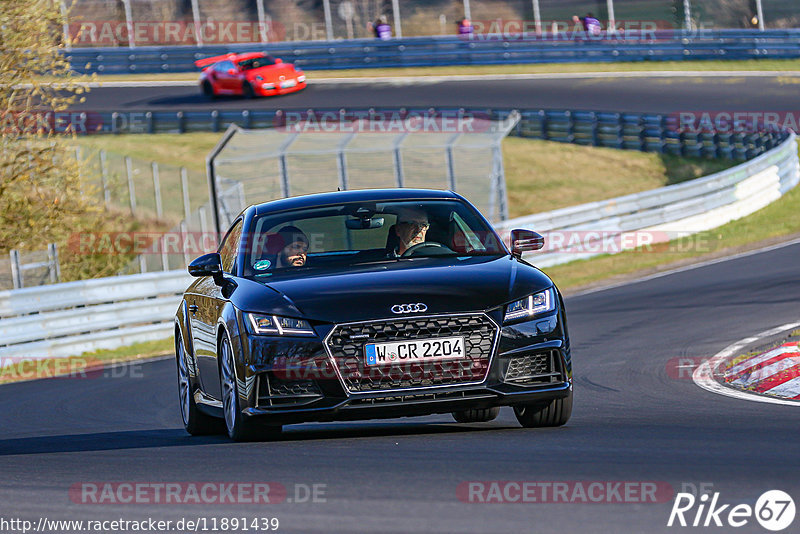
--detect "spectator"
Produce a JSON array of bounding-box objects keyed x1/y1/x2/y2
[
  {"x1": 457, "y1": 18, "x2": 473, "y2": 36},
  {"x1": 374, "y1": 16, "x2": 392, "y2": 40},
  {"x1": 573, "y1": 13, "x2": 602, "y2": 36}
]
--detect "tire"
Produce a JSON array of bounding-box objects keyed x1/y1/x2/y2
[
  {"x1": 219, "y1": 335, "x2": 282, "y2": 442},
  {"x1": 202, "y1": 81, "x2": 216, "y2": 99},
  {"x1": 176, "y1": 331, "x2": 223, "y2": 435},
  {"x1": 451, "y1": 407, "x2": 500, "y2": 423},
  {"x1": 242, "y1": 82, "x2": 255, "y2": 99},
  {"x1": 513, "y1": 391, "x2": 572, "y2": 428}
]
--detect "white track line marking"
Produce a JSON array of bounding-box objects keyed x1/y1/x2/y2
[{"x1": 693, "y1": 323, "x2": 800, "y2": 406}]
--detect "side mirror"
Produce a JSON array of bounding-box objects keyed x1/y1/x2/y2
[
  {"x1": 510, "y1": 229, "x2": 545, "y2": 258},
  {"x1": 275, "y1": 58, "x2": 283, "y2": 63},
  {"x1": 188, "y1": 252, "x2": 223, "y2": 283}
]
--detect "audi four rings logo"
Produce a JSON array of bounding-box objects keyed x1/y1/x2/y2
[{"x1": 391, "y1": 303, "x2": 428, "y2": 314}]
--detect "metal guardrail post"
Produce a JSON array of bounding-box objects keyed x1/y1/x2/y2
[
  {"x1": 9, "y1": 250, "x2": 22, "y2": 289},
  {"x1": 47, "y1": 244, "x2": 60, "y2": 284},
  {"x1": 125, "y1": 156, "x2": 137, "y2": 216},
  {"x1": 151, "y1": 162, "x2": 163, "y2": 219}
]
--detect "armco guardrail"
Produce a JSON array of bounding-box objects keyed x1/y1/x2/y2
[
  {"x1": 87, "y1": 107, "x2": 784, "y2": 162},
  {"x1": 496, "y1": 132, "x2": 799, "y2": 267},
  {"x1": 0, "y1": 270, "x2": 190, "y2": 360},
  {"x1": 67, "y1": 30, "x2": 800, "y2": 74}
]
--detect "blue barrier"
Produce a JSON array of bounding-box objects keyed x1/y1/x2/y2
[
  {"x1": 67, "y1": 29, "x2": 800, "y2": 74},
  {"x1": 74, "y1": 106, "x2": 786, "y2": 162}
]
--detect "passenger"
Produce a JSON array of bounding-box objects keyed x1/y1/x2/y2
[{"x1": 275, "y1": 225, "x2": 309, "y2": 268}]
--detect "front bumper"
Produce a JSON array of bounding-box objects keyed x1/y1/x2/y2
[
  {"x1": 237, "y1": 310, "x2": 571, "y2": 424},
  {"x1": 255, "y1": 80, "x2": 307, "y2": 96}
]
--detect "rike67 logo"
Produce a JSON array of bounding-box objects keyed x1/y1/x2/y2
[{"x1": 668, "y1": 490, "x2": 795, "y2": 531}]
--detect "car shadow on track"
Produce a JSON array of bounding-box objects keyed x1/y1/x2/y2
[{"x1": 0, "y1": 422, "x2": 524, "y2": 455}]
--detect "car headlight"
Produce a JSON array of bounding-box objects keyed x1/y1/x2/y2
[
  {"x1": 504, "y1": 288, "x2": 555, "y2": 322},
  {"x1": 297, "y1": 74, "x2": 306, "y2": 82},
  {"x1": 262, "y1": 82, "x2": 276, "y2": 89},
  {"x1": 246, "y1": 313, "x2": 315, "y2": 336}
]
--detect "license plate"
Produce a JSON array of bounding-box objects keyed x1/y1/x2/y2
[
  {"x1": 364, "y1": 336, "x2": 465, "y2": 366},
  {"x1": 281, "y1": 80, "x2": 297, "y2": 88}
]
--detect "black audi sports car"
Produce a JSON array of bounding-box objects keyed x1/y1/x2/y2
[{"x1": 175, "y1": 189, "x2": 572, "y2": 440}]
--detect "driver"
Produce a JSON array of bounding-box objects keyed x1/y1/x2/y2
[{"x1": 391, "y1": 208, "x2": 430, "y2": 256}]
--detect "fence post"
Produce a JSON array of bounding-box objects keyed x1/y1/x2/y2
[
  {"x1": 9, "y1": 250, "x2": 22, "y2": 289},
  {"x1": 47, "y1": 243, "x2": 60, "y2": 283},
  {"x1": 190, "y1": 0, "x2": 203, "y2": 46},
  {"x1": 392, "y1": 0, "x2": 402, "y2": 38},
  {"x1": 322, "y1": 0, "x2": 334, "y2": 41},
  {"x1": 256, "y1": 0, "x2": 269, "y2": 43},
  {"x1": 120, "y1": 0, "x2": 135, "y2": 49},
  {"x1": 125, "y1": 156, "x2": 137, "y2": 216},
  {"x1": 151, "y1": 161, "x2": 163, "y2": 219},
  {"x1": 180, "y1": 221, "x2": 190, "y2": 266},
  {"x1": 99, "y1": 150, "x2": 111, "y2": 209},
  {"x1": 393, "y1": 132, "x2": 408, "y2": 187},
  {"x1": 160, "y1": 235, "x2": 169, "y2": 272},
  {"x1": 181, "y1": 167, "x2": 191, "y2": 222}
]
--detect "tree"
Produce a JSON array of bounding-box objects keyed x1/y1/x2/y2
[{"x1": 0, "y1": 0, "x2": 95, "y2": 252}]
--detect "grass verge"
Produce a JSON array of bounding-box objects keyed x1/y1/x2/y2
[{"x1": 81, "y1": 58, "x2": 800, "y2": 83}]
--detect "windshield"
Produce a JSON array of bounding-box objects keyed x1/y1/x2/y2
[
  {"x1": 242, "y1": 199, "x2": 505, "y2": 280},
  {"x1": 238, "y1": 55, "x2": 276, "y2": 70}
]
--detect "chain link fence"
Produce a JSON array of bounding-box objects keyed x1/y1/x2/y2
[{"x1": 64, "y1": 0, "x2": 799, "y2": 48}]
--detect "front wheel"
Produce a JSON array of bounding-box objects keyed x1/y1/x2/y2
[
  {"x1": 219, "y1": 336, "x2": 281, "y2": 441},
  {"x1": 513, "y1": 391, "x2": 572, "y2": 428},
  {"x1": 451, "y1": 407, "x2": 500, "y2": 423},
  {"x1": 176, "y1": 331, "x2": 222, "y2": 435},
  {"x1": 202, "y1": 80, "x2": 216, "y2": 99},
  {"x1": 242, "y1": 82, "x2": 255, "y2": 99}
]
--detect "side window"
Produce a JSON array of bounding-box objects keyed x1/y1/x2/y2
[{"x1": 218, "y1": 219, "x2": 243, "y2": 274}]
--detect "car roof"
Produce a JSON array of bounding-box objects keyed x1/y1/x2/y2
[
  {"x1": 252, "y1": 189, "x2": 460, "y2": 216},
  {"x1": 234, "y1": 52, "x2": 271, "y2": 62}
]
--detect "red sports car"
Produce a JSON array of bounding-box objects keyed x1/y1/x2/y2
[{"x1": 195, "y1": 52, "x2": 307, "y2": 98}]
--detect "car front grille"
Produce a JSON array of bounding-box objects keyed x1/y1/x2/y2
[
  {"x1": 325, "y1": 314, "x2": 499, "y2": 394},
  {"x1": 503, "y1": 350, "x2": 562, "y2": 385}
]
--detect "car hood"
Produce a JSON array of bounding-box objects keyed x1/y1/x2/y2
[
  {"x1": 239, "y1": 255, "x2": 553, "y2": 323},
  {"x1": 246, "y1": 63, "x2": 298, "y2": 81}
]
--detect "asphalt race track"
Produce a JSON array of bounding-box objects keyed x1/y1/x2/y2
[
  {"x1": 75, "y1": 75, "x2": 800, "y2": 114},
  {"x1": 2, "y1": 241, "x2": 799, "y2": 533}
]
